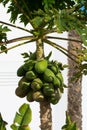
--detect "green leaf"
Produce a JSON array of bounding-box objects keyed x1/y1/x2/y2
[
  {"x1": 1, "y1": 0, "x2": 75, "y2": 26},
  {"x1": 61, "y1": 112, "x2": 78, "y2": 130},
  {"x1": 0, "y1": 113, "x2": 7, "y2": 130},
  {"x1": 11, "y1": 103, "x2": 32, "y2": 130},
  {"x1": 0, "y1": 33, "x2": 6, "y2": 42},
  {"x1": 19, "y1": 103, "x2": 32, "y2": 125},
  {"x1": 76, "y1": 28, "x2": 87, "y2": 46},
  {"x1": 31, "y1": 16, "x2": 44, "y2": 29},
  {"x1": 2, "y1": 26, "x2": 11, "y2": 32},
  {"x1": 0, "y1": 45, "x2": 7, "y2": 53},
  {"x1": 11, "y1": 124, "x2": 19, "y2": 130},
  {"x1": 42, "y1": 0, "x2": 55, "y2": 11},
  {"x1": 0, "y1": 25, "x2": 11, "y2": 33},
  {"x1": 0, "y1": 25, "x2": 10, "y2": 43},
  {"x1": 14, "y1": 112, "x2": 22, "y2": 125}
]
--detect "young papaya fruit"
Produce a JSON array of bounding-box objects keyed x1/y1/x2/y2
[
  {"x1": 43, "y1": 68, "x2": 55, "y2": 82},
  {"x1": 35, "y1": 59, "x2": 48, "y2": 74},
  {"x1": 25, "y1": 70, "x2": 36, "y2": 81},
  {"x1": 48, "y1": 60, "x2": 59, "y2": 74},
  {"x1": 56, "y1": 72, "x2": 64, "y2": 89},
  {"x1": 17, "y1": 65, "x2": 26, "y2": 77},
  {"x1": 33, "y1": 91, "x2": 44, "y2": 102},
  {"x1": 49, "y1": 89, "x2": 61, "y2": 105},
  {"x1": 21, "y1": 82, "x2": 31, "y2": 88},
  {"x1": 31, "y1": 78, "x2": 43, "y2": 91},
  {"x1": 56, "y1": 72, "x2": 63, "y2": 83},
  {"x1": 43, "y1": 83, "x2": 54, "y2": 96},
  {"x1": 50, "y1": 96, "x2": 59, "y2": 105},
  {"x1": 15, "y1": 85, "x2": 30, "y2": 98},
  {"x1": 48, "y1": 65, "x2": 58, "y2": 74},
  {"x1": 18, "y1": 77, "x2": 29, "y2": 87},
  {"x1": 26, "y1": 90, "x2": 34, "y2": 102},
  {"x1": 16, "y1": 77, "x2": 30, "y2": 98},
  {"x1": 53, "y1": 76, "x2": 61, "y2": 88}
]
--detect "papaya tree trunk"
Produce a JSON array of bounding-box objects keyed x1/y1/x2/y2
[
  {"x1": 68, "y1": 30, "x2": 82, "y2": 130},
  {"x1": 36, "y1": 39, "x2": 52, "y2": 130}
]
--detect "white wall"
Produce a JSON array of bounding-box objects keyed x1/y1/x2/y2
[{"x1": 0, "y1": 4, "x2": 87, "y2": 130}]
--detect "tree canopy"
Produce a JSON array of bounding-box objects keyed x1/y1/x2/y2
[
  {"x1": 0, "y1": 0, "x2": 87, "y2": 76},
  {"x1": 0, "y1": 0, "x2": 87, "y2": 45}
]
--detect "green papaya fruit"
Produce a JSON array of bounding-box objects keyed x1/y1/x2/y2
[
  {"x1": 43, "y1": 68, "x2": 55, "y2": 82},
  {"x1": 25, "y1": 70, "x2": 36, "y2": 81},
  {"x1": 15, "y1": 85, "x2": 30, "y2": 98},
  {"x1": 35, "y1": 59, "x2": 48, "y2": 73},
  {"x1": 53, "y1": 76, "x2": 61, "y2": 88},
  {"x1": 16, "y1": 77, "x2": 30, "y2": 98},
  {"x1": 26, "y1": 90, "x2": 34, "y2": 102},
  {"x1": 56, "y1": 72, "x2": 63, "y2": 83},
  {"x1": 43, "y1": 83, "x2": 54, "y2": 96},
  {"x1": 17, "y1": 65, "x2": 26, "y2": 77},
  {"x1": 48, "y1": 61, "x2": 59, "y2": 74},
  {"x1": 23, "y1": 60, "x2": 36, "y2": 71},
  {"x1": 49, "y1": 65, "x2": 58, "y2": 74},
  {"x1": 31, "y1": 78, "x2": 43, "y2": 91},
  {"x1": 33, "y1": 91, "x2": 44, "y2": 102},
  {"x1": 56, "y1": 72, "x2": 64, "y2": 90},
  {"x1": 49, "y1": 89, "x2": 61, "y2": 105},
  {"x1": 18, "y1": 77, "x2": 29, "y2": 87},
  {"x1": 21, "y1": 82, "x2": 31, "y2": 88},
  {"x1": 50, "y1": 96, "x2": 59, "y2": 105}
]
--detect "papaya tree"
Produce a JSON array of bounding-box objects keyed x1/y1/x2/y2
[{"x1": 0, "y1": 0, "x2": 87, "y2": 130}]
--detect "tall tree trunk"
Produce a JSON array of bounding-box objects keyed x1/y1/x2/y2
[
  {"x1": 68, "y1": 30, "x2": 82, "y2": 130},
  {"x1": 36, "y1": 39, "x2": 52, "y2": 130}
]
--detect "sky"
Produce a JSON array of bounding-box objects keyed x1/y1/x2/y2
[{"x1": 0, "y1": 3, "x2": 87, "y2": 130}]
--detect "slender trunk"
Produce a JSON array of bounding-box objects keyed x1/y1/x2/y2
[
  {"x1": 36, "y1": 39, "x2": 52, "y2": 130},
  {"x1": 68, "y1": 30, "x2": 82, "y2": 130},
  {"x1": 40, "y1": 101, "x2": 52, "y2": 130}
]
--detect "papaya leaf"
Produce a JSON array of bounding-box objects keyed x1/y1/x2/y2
[
  {"x1": 19, "y1": 103, "x2": 32, "y2": 125},
  {"x1": 76, "y1": 28, "x2": 87, "y2": 46},
  {"x1": 42, "y1": 0, "x2": 55, "y2": 11},
  {"x1": 11, "y1": 124, "x2": 19, "y2": 130},
  {"x1": 0, "y1": 25, "x2": 11, "y2": 33},
  {"x1": 0, "y1": 113, "x2": 7, "y2": 130},
  {"x1": 0, "y1": 25, "x2": 10, "y2": 43},
  {"x1": 1, "y1": 26, "x2": 11, "y2": 32},
  {"x1": 61, "y1": 112, "x2": 78, "y2": 130},
  {"x1": 0, "y1": 33, "x2": 7, "y2": 42},
  {"x1": 11, "y1": 103, "x2": 32, "y2": 130},
  {"x1": 0, "y1": 45, "x2": 7, "y2": 53},
  {"x1": 31, "y1": 16, "x2": 44, "y2": 29}
]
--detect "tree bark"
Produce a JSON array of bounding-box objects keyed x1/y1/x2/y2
[
  {"x1": 40, "y1": 101, "x2": 52, "y2": 130},
  {"x1": 36, "y1": 39, "x2": 52, "y2": 130},
  {"x1": 68, "y1": 30, "x2": 82, "y2": 130}
]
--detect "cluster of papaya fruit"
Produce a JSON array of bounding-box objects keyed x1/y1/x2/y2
[{"x1": 15, "y1": 52, "x2": 65, "y2": 105}]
